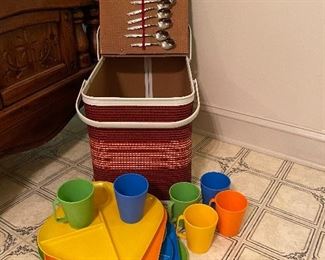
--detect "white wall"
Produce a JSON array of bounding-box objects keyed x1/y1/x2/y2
[{"x1": 191, "y1": 0, "x2": 325, "y2": 167}]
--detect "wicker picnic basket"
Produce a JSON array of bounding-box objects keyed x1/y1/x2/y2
[{"x1": 76, "y1": 1, "x2": 199, "y2": 199}]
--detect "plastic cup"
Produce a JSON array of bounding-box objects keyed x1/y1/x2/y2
[
  {"x1": 176, "y1": 203, "x2": 218, "y2": 254},
  {"x1": 200, "y1": 171, "x2": 231, "y2": 204},
  {"x1": 114, "y1": 173, "x2": 149, "y2": 224},
  {"x1": 53, "y1": 179, "x2": 95, "y2": 229},
  {"x1": 209, "y1": 190, "x2": 248, "y2": 237},
  {"x1": 167, "y1": 182, "x2": 201, "y2": 222}
]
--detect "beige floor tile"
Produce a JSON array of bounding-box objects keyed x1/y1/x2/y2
[
  {"x1": 1, "y1": 124, "x2": 324, "y2": 259},
  {"x1": 0, "y1": 176, "x2": 29, "y2": 208},
  {"x1": 0, "y1": 226, "x2": 20, "y2": 257},
  {"x1": 41, "y1": 168, "x2": 91, "y2": 194},
  {"x1": 1, "y1": 242, "x2": 39, "y2": 259},
  {"x1": 312, "y1": 231, "x2": 325, "y2": 260},
  {"x1": 0, "y1": 194, "x2": 52, "y2": 238},
  {"x1": 52, "y1": 139, "x2": 90, "y2": 162},
  {"x1": 41, "y1": 131, "x2": 70, "y2": 150},
  {"x1": 200, "y1": 139, "x2": 243, "y2": 160},
  {"x1": 64, "y1": 115, "x2": 87, "y2": 134},
  {"x1": 237, "y1": 203, "x2": 259, "y2": 237},
  {"x1": 0, "y1": 152, "x2": 36, "y2": 171},
  {"x1": 24, "y1": 232, "x2": 37, "y2": 250},
  {"x1": 78, "y1": 156, "x2": 93, "y2": 171},
  {"x1": 192, "y1": 133, "x2": 205, "y2": 149},
  {"x1": 268, "y1": 183, "x2": 322, "y2": 224},
  {"x1": 242, "y1": 151, "x2": 284, "y2": 176},
  {"x1": 229, "y1": 171, "x2": 273, "y2": 203},
  {"x1": 284, "y1": 164, "x2": 325, "y2": 190},
  {"x1": 12, "y1": 156, "x2": 68, "y2": 184},
  {"x1": 184, "y1": 235, "x2": 235, "y2": 260},
  {"x1": 235, "y1": 245, "x2": 278, "y2": 260},
  {"x1": 79, "y1": 132, "x2": 89, "y2": 142},
  {"x1": 248, "y1": 211, "x2": 314, "y2": 258},
  {"x1": 192, "y1": 155, "x2": 225, "y2": 182}
]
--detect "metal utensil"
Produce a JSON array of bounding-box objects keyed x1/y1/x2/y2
[
  {"x1": 127, "y1": 7, "x2": 155, "y2": 16},
  {"x1": 127, "y1": 3, "x2": 170, "y2": 16},
  {"x1": 127, "y1": 18, "x2": 172, "y2": 31},
  {"x1": 128, "y1": 8, "x2": 171, "y2": 24},
  {"x1": 131, "y1": 39, "x2": 176, "y2": 50},
  {"x1": 130, "y1": 0, "x2": 176, "y2": 5},
  {"x1": 125, "y1": 30, "x2": 170, "y2": 41}
]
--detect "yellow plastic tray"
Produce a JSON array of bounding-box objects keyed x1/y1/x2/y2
[{"x1": 38, "y1": 181, "x2": 164, "y2": 260}]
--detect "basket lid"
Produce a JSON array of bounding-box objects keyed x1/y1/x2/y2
[{"x1": 99, "y1": 0, "x2": 189, "y2": 56}]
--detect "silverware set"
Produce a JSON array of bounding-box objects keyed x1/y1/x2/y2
[
  {"x1": 127, "y1": 8, "x2": 171, "y2": 24},
  {"x1": 130, "y1": 0, "x2": 176, "y2": 5},
  {"x1": 131, "y1": 38, "x2": 175, "y2": 50},
  {"x1": 125, "y1": 30, "x2": 170, "y2": 41},
  {"x1": 126, "y1": 0, "x2": 176, "y2": 50}
]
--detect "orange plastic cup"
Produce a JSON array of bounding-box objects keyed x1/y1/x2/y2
[{"x1": 209, "y1": 190, "x2": 248, "y2": 237}]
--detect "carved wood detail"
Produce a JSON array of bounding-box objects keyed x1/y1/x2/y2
[
  {"x1": 0, "y1": 0, "x2": 98, "y2": 156},
  {"x1": 0, "y1": 23, "x2": 61, "y2": 88}
]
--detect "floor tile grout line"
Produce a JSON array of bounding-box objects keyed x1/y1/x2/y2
[
  {"x1": 192, "y1": 136, "x2": 209, "y2": 152},
  {"x1": 4, "y1": 164, "x2": 77, "y2": 190},
  {"x1": 2, "y1": 120, "x2": 325, "y2": 259},
  {"x1": 215, "y1": 148, "x2": 289, "y2": 259},
  {"x1": 280, "y1": 161, "x2": 325, "y2": 198},
  {"x1": 227, "y1": 160, "x2": 292, "y2": 259},
  {"x1": 239, "y1": 240, "x2": 287, "y2": 260},
  {"x1": 306, "y1": 205, "x2": 325, "y2": 259},
  {"x1": 251, "y1": 160, "x2": 319, "y2": 259},
  {"x1": 225, "y1": 148, "x2": 250, "y2": 174},
  {"x1": 194, "y1": 146, "x2": 249, "y2": 174},
  {"x1": 227, "y1": 159, "x2": 292, "y2": 185},
  {"x1": 194, "y1": 136, "x2": 212, "y2": 153},
  {"x1": 0, "y1": 239, "x2": 39, "y2": 259}
]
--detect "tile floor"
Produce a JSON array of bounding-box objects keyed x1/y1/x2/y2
[{"x1": 0, "y1": 116, "x2": 325, "y2": 260}]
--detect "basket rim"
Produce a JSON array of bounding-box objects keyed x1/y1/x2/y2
[{"x1": 81, "y1": 57, "x2": 195, "y2": 107}]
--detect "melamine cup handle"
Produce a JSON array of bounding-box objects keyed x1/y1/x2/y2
[
  {"x1": 93, "y1": 182, "x2": 111, "y2": 208},
  {"x1": 167, "y1": 201, "x2": 175, "y2": 222},
  {"x1": 209, "y1": 198, "x2": 216, "y2": 208},
  {"x1": 52, "y1": 199, "x2": 68, "y2": 223},
  {"x1": 176, "y1": 215, "x2": 186, "y2": 239}
]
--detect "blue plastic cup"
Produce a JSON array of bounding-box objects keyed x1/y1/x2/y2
[
  {"x1": 114, "y1": 173, "x2": 149, "y2": 224},
  {"x1": 200, "y1": 172, "x2": 231, "y2": 204}
]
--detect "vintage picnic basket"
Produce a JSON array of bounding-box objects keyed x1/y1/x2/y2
[{"x1": 76, "y1": 0, "x2": 200, "y2": 199}]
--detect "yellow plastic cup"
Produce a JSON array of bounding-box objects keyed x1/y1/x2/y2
[{"x1": 176, "y1": 203, "x2": 218, "y2": 254}]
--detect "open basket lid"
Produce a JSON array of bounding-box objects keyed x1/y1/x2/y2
[{"x1": 99, "y1": 0, "x2": 189, "y2": 56}]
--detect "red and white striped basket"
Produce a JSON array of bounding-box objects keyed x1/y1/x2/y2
[{"x1": 76, "y1": 30, "x2": 199, "y2": 199}]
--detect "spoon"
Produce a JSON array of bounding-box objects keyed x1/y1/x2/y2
[
  {"x1": 127, "y1": 18, "x2": 172, "y2": 31},
  {"x1": 127, "y1": 3, "x2": 171, "y2": 16},
  {"x1": 128, "y1": 9, "x2": 171, "y2": 24},
  {"x1": 125, "y1": 30, "x2": 170, "y2": 41},
  {"x1": 131, "y1": 39, "x2": 176, "y2": 50},
  {"x1": 130, "y1": 0, "x2": 176, "y2": 5}
]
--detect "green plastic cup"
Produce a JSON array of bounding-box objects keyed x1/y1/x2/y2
[
  {"x1": 167, "y1": 182, "x2": 201, "y2": 222},
  {"x1": 53, "y1": 179, "x2": 95, "y2": 229}
]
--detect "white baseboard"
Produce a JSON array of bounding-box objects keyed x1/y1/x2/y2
[{"x1": 193, "y1": 105, "x2": 325, "y2": 170}]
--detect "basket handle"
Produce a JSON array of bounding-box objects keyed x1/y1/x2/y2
[
  {"x1": 75, "y1": 79, "x2": 200, "y2": 129},
  {"x1": 188, "y1": 25, "x2": 193, "y2": 62}
]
